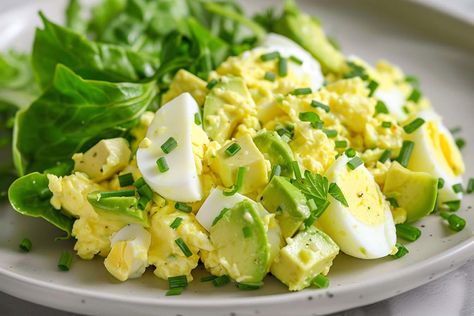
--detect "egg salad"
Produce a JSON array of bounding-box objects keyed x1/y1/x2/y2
[{"x1": 7, "y1": 0, "x2": 470, "y2": 295}]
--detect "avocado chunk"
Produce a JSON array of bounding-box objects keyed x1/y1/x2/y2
[
  {"x1": 383, "y1": 162, "x2": 438, "y2": 223},
  {"x1": 273, "y1": 0, "x2": 347, "y2": 74},
  {"x1": 87, "y1": 191, "x2": 149, "y2": 227},
  {"x1": 254, "y1": 131, "x2": 295, "y2": 177},
  {"x1": 72, "y1": 138, "x2": 131, "y2": 181},
  {"x1": 203, "y1": 76, "x2": 255, "y2": 143},
  {"x1": 261, "y1": 176, "x2": 310, "y2": 238},
  {"x1": 210, "y1": 200, "x2": 271, "y2": 283},
  {"x1": 210, "y1": 134, "x2": 269, "y2": 195},
  {"x1": 162, "y1": 69, "x2": 208, "y2": 106},
  {"x1": 271, "y1": 226, "x2": 339, "y2": 291}
]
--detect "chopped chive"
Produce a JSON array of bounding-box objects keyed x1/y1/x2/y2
[
  {"x1": 402, "y1": 106, "x2": 410, "y2": 114},
  {"x1": 225, "y1": 143, "x2": 241, "y2": 157},
  {"x1": 278, "y1": 57, "x2": 288, "y2": 77},
  {"x1": 403, "y1": 118, "x2": 425, "y2": 134},
  {"x1": 58, "y1": 251, "x2": 73, "y2": 271},
  {"x1": 206, "y1": 79, "x2": 218, "y2": 89},
  {"x1": 310, "y1": 100, "x2": 330, "y2": 112},
  {"x1": 170, "y1": 217, "x2": 183, "y2": 230},
  {"x1": 236, "y1": 283, "x2": 262, "y2": 290},
  {"x1": 397, "y1": 140, "x2": 415, "y2": 167},
  {"x1": 133, "y1": 177, "x2": 146, "y2": 188},
  {"x1": 323, "y1": 129, "x2": 337, "y2": 138},
  {"x1": 467, "y1": 178, "x2": 474, "y2": 194},
  {"x1": 19, "y1": 238, "x2": 32, "y2": 252},
  {"x1": 165, "y1": 288, "x2": 184, "y2": 296},
  {"x1": 396, "y1": 223, "x2": 421, "y2": 241},
  {"x1": 391, "y1": 243, "x2": 409, "y2": 259},
  {"x1": 200, "y1": 275, "x2": 218, "y2": 282},
  {"x1": 311, "y1": 274, "x2": 329, "y2": 288},
  {"x1": 311, "y1": 120, "x2": 324, "y2": 129},
  {"x1": 347, "y1": 156, "x2": 363, "y2": 170},
  {"x1": 405, "y1": 75, "x2": 419, "y2": 87},
  {"x1": 291, "y1": 161, "x2": 302, "y2": 180},
  {"x1": 137, "y1": 184, "x2": 153, "y2": 200},
  {"x1": 452, "y1": 183, "x2": 463, "y2": 194},
  {"x1": 260, "y1": 51, "x2": 280, "y2": 61},
  {"x1": 299, "y1": 111, "x2": 321, "y2": 125},
  {"x1": 161, "y1": 137, "x2": 178, "y2": 154},
  {"x1": 443, "y1": 200, "x2": 461, "y2": 212},
  {"x1": 156, "y1": 157, "x2": 169, "y2": 173},
  {"x1": 291, "y1": 87, "x2": 312, "y2": 96},
  {"x1": 212, "y1": 275, "x2": 230, "y2": 287},
  {"x1": 270, "y1": 164, "x2": 281, "y2": 180},
  {"x1": 375, "y1": 100, "x2": 389, "y2": 114},
  {"x1": 212, "y1": 208, "x2": 230, "y2": 226},
  {"x1": 438, "y1": 178, "x2": 445, "y2": 189},
  {"x1": 175, "y1": 202, "x2": 192, "y2": 213},
  {"x1": 289, "y1": 55, "x2": 303, "y2": 65},
  {"x1": 344, "y1": 62, "x2": 369, "y2": 80},
  {"x1": 137, "y1": 195, "x2": 150, "y2": 210},
  {"x1": 168, "y1": 275, "x2": 188, "y2": 289},
  {"x1": 223, "y1": 167, "x2": 246, "y2": 196},
  {"x1": 379, "y1": 149, "x2": 391, "y2": 163},
  {"x1": 381, "y1": 121, "x2": 392, "y2": 128},
  {"x1": 387, "y1": 197, "x2": 399, "y2": 208},
  {"x1": 335, "y1": 140, "x2": 348, "y2": 149},
  {"x1": 194, "y1": 112, "x2": 202, "y2": 125},
  {"x1": 175, "y1": 238, "x2": 192, "y2": 257},
  {"x1": 440, "y1": 211, "x2": 466, "y2": 232},
  {"x1": 367, "y1": 80, "x2": 379, "y2": 97},
  {"x1": 118, "y1": 173, "x2": 134, "y2": 187},
  {"x1": 98, "y1": 189, "x2": 136, "y2": 199},
  {"x1": 455, "y1": 138, "x2": 465, "y2": 150},
  {"x1": 264, "y1": 71, "x2": 276, "y2": 82},
  {"x1": 242, "y1": 226, "x2": 252, "y2": 238},
  {"x1": 407, "y1": 88, "x2": 421, "y2": 103},
  {"x1": 345, "y1": 148, "x2": 356, "y2": 158},
  {"x1": 449, "y1": 126, "x2": 462, "y2": 135}
]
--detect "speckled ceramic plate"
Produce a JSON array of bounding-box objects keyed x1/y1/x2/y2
[{"x1": 0, "y1": 0, "x2": 473, "y2": 315}]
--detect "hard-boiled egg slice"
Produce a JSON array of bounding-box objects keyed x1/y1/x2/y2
[
  {"x1": 405, "y1": 110, "x2": 465, "y2": 204},
  {"x1": 104, "y1": 224, "x2": 151, "y2": 281},
  {"x1": 137, "y1": 93, "x2": 204, "y2": 202},
  {"x1": 259, "y1": 33, "x2": 324, "y2": 91},
  {"x1": 318, "y1": 155, "x2": 396, "y2": 259},
  {"x1": 375, "y1": 87, "x2": 407, "y2": 122}
]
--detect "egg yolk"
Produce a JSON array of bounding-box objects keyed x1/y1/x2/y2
[
  {"x1": 427, "y1": 122, "x2": 465, "y2": 177},
  {"x1": 337, "y1": 167, "x2": 386, "y2": 226}
]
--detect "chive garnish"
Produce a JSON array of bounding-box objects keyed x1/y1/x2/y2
[
  {"x1": 242, "y1": 226, "x2": 252, "y2": 238},
  {"x1": 165, "y1": 288, "x2": 184, "y2": 296},
  {"x1": 391, "y1": 243, "x2": 409, "y2": 259},
  {"x1": 291, "y1": 161, "x2": 302, "y2": 180},
  {"x1": 289, "y1": 55, "x2": 303, "y2": 65},
  {"x1": 455, "y1": 138, "x2": 465, "y2": 150},
  {"x1": 387, "y1": 197, "x2": 399, "y2": 208},
  {"x1": 137, "y1": 196, "x2": 150, "y2": 210},
  {"x1": 168, "y1": 275, "x2": 188, "y2": 289},
  {"x1": 299, "y1": 112, "x2": 321, "y2": 127},
  {"x1": 311, "y1": 100, "x2": 330, "y2": 112},
  {"x1": 19, "y1": 238, "x2": 32, "y2": 252},
  {"x1": 118, "y1": 173, "x2": 134, "y2": 187},
  {"x1": 347, "y1": 157, "x2": 363, "y2": 170},
  {"x1": 403, "y1": 118, "x2": 425, "y2": 134},
  {"x1": 223, "y1": 167, "x2": 246, "y2": 196},
  {"x1": 170, "y1": 217, "x2": 183, "y2": 230},
  {"x1": 212, "y1": 208, "x2": 230, "y2": 226},
  {"x1": 175, "y1": 202, "x2": 192, "y2": 213},
  {"x1": 438, "y1": 178, "x2": 445, "y2": 189},
  {"x1": 335, "y1": 140, "x2": 348, "y2": 149},
  {"x1": 407, "y1": 88, "x2": 421, "y2": 103},
  {"x1": 206, "y1": 79, "x2": 218, "y2": 89},
  {"x1": 260, "y1": 51, "x2": 280, "y2": 61},
  {"x1": 323, "y1": 129, "x2": 337, "y2": 138},
  {"x1": 452, "y1": 183, "x2": 463, "y2": 194},
  {"x1": 449, "y1": 126, "x2": 462, "y2": 135},
  {"x1": 133, "y1": 177, "x2": 146, "y2": 188},
  {"x1": 194, "y1": 112, "x2": 202, "y2": 125},
  {"x1": 440, "y1": 211, "x2": 466, "y2": 232},
  {"x1": 278, "y1": 57, "x2": 288, "y2": 77},
  {"x1": 156, "y1": 157, "x2": 169, "y2": 173},
  {"x1": 236, "y1": 283, "x2": 262, "y2": 290},
  {"x1": 396, "y1": 223, "x2": 421, "y2": 241},
  {"x1": 137, "y1": 184, "x2": 153, "y2": 200},
  {"x1": 381, "y1": 121, "x2": 392, "y2": 128},
  {"x1": 200, "y1": 275, "x2": 218, "y2": 282},
  {"x1": 311, "y1": 274, "x2": 330, "y2": 288},
  {"x1": 270, "y1": 164, "x2": 281, "y2": 180},
  {"x1": 225, "y1": 143, "x2": 241, "y2": 157},
  {"x1": 58, "y1": 251, "x2": 73, "y2": 271},
  {"x1": 264, "y1": 71, "x2": 276, "y2": 82},
  {"x1": 345, "y1": 148, "x2": 356, "y2": 158},
  {"x1": 379, "y1": 149, "x2": 391, "y2": 163},
  {"x1": 161, "y1": 137, "x2": 178, "y2": 154},
  {"x1": 97, "y1": 189, "x2": 136, "y2": 199},
  {"x1": 402, "y1": 106, "x2": 410, "y2": 114},
  {"x1": 175, "y1": 238, "x2": 192, "y2": 257},
  {"x1": 467, "y1": 178, "x2": 474, "y2": 194},
  {"x1": 291, "y1": 87, "x2": 312, "y2": 96},
  {"x1": 397, "y1": 140, "x2": 415, "y2": 167},
  {"x1": 405, "y1": 75, "x2": 419, "y2": 87},
  {"x1": 367, "y1": 80, "x2": 379, "y2": 97},
  {"x1": 375, "y1": 100, "x2": 389, "y2": 114},
  {"x1": 212, "y1": 275, "x2": 230, "y2": 287},
  {"x1": 444, "y1": 200, "x2": 461, "y2": 212}
]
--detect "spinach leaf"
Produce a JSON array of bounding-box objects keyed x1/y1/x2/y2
[
  {"x1": 33, "y1": 13, "x2": 159, "y2": 90},
  {"x1": 88, "y1": 0, "x2": 127, "y2": 39},
  {"x1": 65, "y1": 0, "x2": 88, "y2": 34},
  {"x1": 8, "y1": 172, "x2": 74, "y2": 238},
  {"x1": 14, "y1": 65, "x2": 157, "y2": 175}
]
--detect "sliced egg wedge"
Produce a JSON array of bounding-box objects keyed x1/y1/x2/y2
[
  {"x1": 104, "y1": 224, "x2": 151, "y2": 281},
  {"x1": 318, "y1": 155, "x2": 396, "y2": 259},
  {"x1": 405, "y1": 110, "x2": 465, "y2": 204},
  {"x1": 137, "y1": 93, "x2": 205, "y2": 202}
]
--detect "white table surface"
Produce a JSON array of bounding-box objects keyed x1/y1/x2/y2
[{"x1": 1, "y1": 0, "x2": 473, "y2": 315}]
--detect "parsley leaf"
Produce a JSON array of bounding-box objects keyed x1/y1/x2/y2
[
  {"x1": 329, "y1": 183, "x2": 348, "y2": 207},
  {"x1": 292, "y1": 170, "x2": 329, "y2": 207}
]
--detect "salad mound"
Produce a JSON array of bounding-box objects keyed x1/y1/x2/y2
[{"x1": 2, "y1": 0, "x2": 470, "y2": 294}]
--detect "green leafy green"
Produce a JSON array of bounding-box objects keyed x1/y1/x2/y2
[
  {"x1": 292, "y1": 170, "x2": 330, "y2": 208},
  {"x1": 65, "y1": 0, "x2": 87, "y2": 33},
  {"x1": 328, "y1": 182, "x2": 348, "y2": 207},
  {"x1": 14, "y1": 65, "x2": 157, "y2": 175},
  {"x1": 33, "y1": 13, "x2": 159, "y2": 90},
  {"x1": 8, "y1": 172, "x2": 74, "y2": 238}
]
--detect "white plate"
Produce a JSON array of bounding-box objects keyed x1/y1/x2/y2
[{"x1": 1, "y1": 0, "x2": 473, "y2": 315}]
